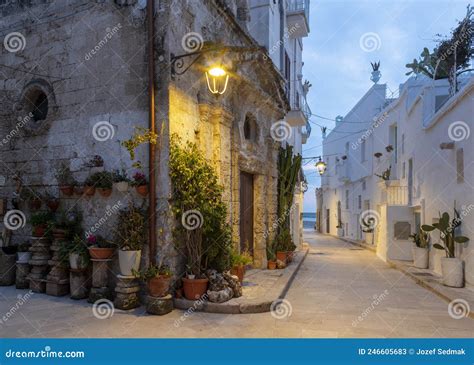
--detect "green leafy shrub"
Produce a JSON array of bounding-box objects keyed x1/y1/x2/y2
[
  {"x1": 55, "y1": 163, "x2": 76, "y2": 186},
  {"x1": 85, "y1": 171, "x2": 113, "y2": 189},
  {"x1": 169, "y1": 135, "x2": 232, "y2": 275},
  {"x1": 115, "y1": 205, "x2": 146, "y2": 251},
  {"x1": 30, "y1": 211, "x2": 53, "y2": 227}
]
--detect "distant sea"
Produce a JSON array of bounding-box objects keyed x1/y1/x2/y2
[{"x1": 302, "y1": 212, "x2": 316, "y2": 230}]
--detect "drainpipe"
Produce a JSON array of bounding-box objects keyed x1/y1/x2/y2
[{"x1": 147, "y1": 0, "x2": 157, "y2": 266}]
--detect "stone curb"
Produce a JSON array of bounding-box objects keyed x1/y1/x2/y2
[
  {"x1": 387, "y1": 261, "x2": 474, "y2": 320},
  {"x1": 173, "y1": 248, "x2": 309, "y2": 314},
  {"x1": 340, "y1": 235, "x2": 474, "y2": 320}
]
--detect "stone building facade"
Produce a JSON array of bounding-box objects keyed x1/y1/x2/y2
[{"x1": 0, "y1": 0, "x2": 291, "y2": 271}]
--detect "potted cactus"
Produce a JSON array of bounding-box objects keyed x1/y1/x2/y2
[
  {"x1": 422, "y1": 210, "x2": 469, "y2": 288},
  {"x1": 55, "y1": 163, "x2": 76, "y2": 196},
  {"x1": 409, "y1": 228, "x2": 430, "y2": 269}
]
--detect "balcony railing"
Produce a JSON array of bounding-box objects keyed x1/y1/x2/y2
[{"x1": 378, "y1": 181, "x2": 408, "y2": 206}]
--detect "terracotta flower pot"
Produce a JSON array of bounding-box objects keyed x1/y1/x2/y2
[
  {"x1": 28, "y1": 199, "x2": 42, "y2": 210},
  {"x1": 97, "y1": 188, "x2": 112, "y2": 197},
  {"x1": 46, "y1": 200, "x2": 60, "y2": 212},
  {"x1": 287, "y1": 251, "x2": 294, "y2": 263},
  {"x1": 230, "y1": 265, "x2": 245, "y2": 284},
  {"x1": 89, "y1": 247, "x2": 115, "y2": 260},
  {"x1": 267, "y1": 260, "x2": 277, "y2": 270},
  {"x1": 74, "y1": 186, "x2": 84, "y2": 195},
  {"x1": 84, "y1": 186, "x2": 95, "y2": 196},
  {"x1": 32, "y1": 225, "x2": 46, "y2": 237},
  {"x1": 182, "y1": 277, "x2": 208, "y2": 300},
  {"x1": 276, "y1": 251, "x2": 287, "y2": 263},
  {"x1": 136, "y1": 185, "x2": 148, "y2": 197},
  {"x1": 59, "y1": 185, "x2": 74, "y2": 196},
  {"x1": 148, "y1": 275, "x2": 171, "y2": 297}
]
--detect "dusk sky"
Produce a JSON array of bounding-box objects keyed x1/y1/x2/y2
[{"x1": 301, "y1": 0, "x2": 472, "y2": 212}]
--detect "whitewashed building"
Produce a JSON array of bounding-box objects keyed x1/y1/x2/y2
[
  {"x1": 249, "y1": 0, "x2": 312, "y2": 247},
  {"x1": 318, "y1": 74, "x2": 474, "y2": 285}
]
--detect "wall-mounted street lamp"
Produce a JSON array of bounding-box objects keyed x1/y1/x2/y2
[
  {"x1": 170, "y1": 44, "x2": 261, "y2": 96},
  {"x1": 315, "y1": 158, "x2": 327, "y2": 175}
]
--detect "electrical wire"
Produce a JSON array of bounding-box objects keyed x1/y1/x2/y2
[{"x1": 0, "y1": 63, "x2": 66, "y2": 80}]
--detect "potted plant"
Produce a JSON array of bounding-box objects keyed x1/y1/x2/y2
[
  {"x1": 92, "y1": 171, "x2": 113, "y2": 197},
  {"x1": 44, "y1": 192, "x2": 60, "y2": 212},
  {"x1": 133, "y1": 264, "x2": 172, "y2": 297},
  {"x1": 422, "y1": 210, "x2": 469, "y2": 288},
  {"x1": 112, "y1": 169, "x2": 130, "y2": 192},
  {"x1": 274, "y1": 228, "x2": 294, "y2": 265},
  {"x1": 17, "y1": 243, "x2": 31, "y2": 263},
  {"x1": 409, "y1": 228, "x2": 430, "y2": 269},
  {"x1": 84, "y1": 175, "x2": 96, "y2": 196},
  {"x1": 132, "y1": 172, "x2": 148, "y2": 197},
  {"x1": 361, "y1": 219, "x2": 374, "y2": 244},
  {"x1": 30, "y1": 211, "x2": 53, "y2": 237},
  {"x1": 87, "y1": 234, "x2": 116, "y2": 260},
  {"x1": 336, "y1": 220, "x2": 344, "y2": 237},
  {"x1": 74, "y1": 182, "x2": 84, "y2": 196},
  {"x1": 20, "y1": 188, "x2": 42, "y2": 210},
  {"x1": 267, "y1": 249, "x2": 277, "y2": 270},
  {"x1": 55, "y1": 163, "x2": 76, "y2": 196},
  {"x1": 230, "y1": 247, "x2": 252, "y2": 284},
  {"x1": 116, "y1": 205, "x2": 145, "y2": 276},
  {"x1": 53, "y1": 209, "x2": 82, "y2": 241},
  {"x1": 67, "y1": 235, "x2": 90, "y2": 270}
]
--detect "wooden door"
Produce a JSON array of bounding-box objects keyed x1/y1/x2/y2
[{"x1": 240, "y1": 172, "x2": 254, "y2": 255}]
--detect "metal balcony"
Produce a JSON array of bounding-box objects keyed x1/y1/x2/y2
[
  {"x1": 286, "y1": 0, "x2": 310, "y2": 38},
  {"x1": 378, "y1": 180, "x2": 408, "y2": 206}
]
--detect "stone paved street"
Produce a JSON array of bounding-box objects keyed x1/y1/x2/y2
[{"x1": 1, "y1": 231, "x2": 473, "y2": 338}]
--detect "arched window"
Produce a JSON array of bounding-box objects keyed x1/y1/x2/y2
[
  {"x1": 24, "y1": 88, "x2": 49, "y2": 122},
  {"x1": 243, "y1": 113, "x2": 258, "y2": 142}
]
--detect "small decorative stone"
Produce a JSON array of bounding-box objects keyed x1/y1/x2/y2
[
  {"x1": 146, "y1": 294, "x2": 173, "y2": 315},
  {"x1": 205, "y1": 269, "x2": 242, "y2": 303},
  {"x1": 276, "y1": 259, "x2": 286, "y2": 269},
  {"x1": 207, "y1": 287, "x2": 233, "y2": 303}
]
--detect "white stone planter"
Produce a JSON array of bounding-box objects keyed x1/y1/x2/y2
[
  {"x1": 412, "y1": 246, "x2": 429, "y2": 269},
  {"x1": 114, "y1": 181, "x2": 129, "y2": 192},
  {"x1": 69, "y1": 253, "x2": 88, "y2": 270},
  {"x1": 118, "y1": 249, "x2": 141, "y2": 276},
  {"x1": 337, "y1": 227, "x2": 344, "y2": 237},
  {"x1": 17, "y1": 252, "x2": 32, "y2": 263},
  {"x1": 441, "y1": 257, "x2": 464, "y2": 288},
  {"x1": 364, "y1": 232, "x2": 374, "y2": 244}
]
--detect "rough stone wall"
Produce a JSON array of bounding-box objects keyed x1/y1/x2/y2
[{"x1": 0, "y1": 1, "x2": 149, "y2": 248}]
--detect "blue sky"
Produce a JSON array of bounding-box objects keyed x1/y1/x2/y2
[{"x1": 301, "y1": 0, "x2": 472, "y2": 212}]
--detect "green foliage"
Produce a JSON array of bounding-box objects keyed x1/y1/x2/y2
[
  {"x1": 115, "y1": 205, "x2": 146, "y2": 251},
  {"x1": 169, "y1": 135, "x2": 232, "y2": 275},
  {"x1": 30, "y1": 211, "x2": 53, "y2": 227},
  {"x1": 132, "y1": 264, "x2": 171, "y2": 280},
  {"x1": 85, "y1": 171, "x2": 113, "y2": 189},
  {"x1": 55, "y1": 163, "x2": 76, "y2": 186},
  {"x1": 59, "y1": 235, "x2": 90, "y2": 266},
  {"x1": 409, "y1": 227, "x2": 430, "y2": 249},
  {"x1": 277, "y1": 145, "x2": 302, "y2": 232},
  {"x1": 20, "y1": 187, "x2": 42, "y2": 202},
  {"x1": 121, "y1": 127, "x2": 158, "y2": 168},
  {"x1": 112, "y1": 169, "x2": 130, "y2": 183},
  {"x1": 406, "y1": 6, "x2": 474, "y2": 80},
  {"x1": 273, "y1": 228, "x2": 295, "y2": 252},
  {"x1": 422, "y1": 209, "x2": 469, "y2": 258},
  {"x1": 230, "y1": 248, "x2": 253, "y2": 267},
  {"x1": 54, "y1": 209, "x2": 83, "y2": 240}
]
